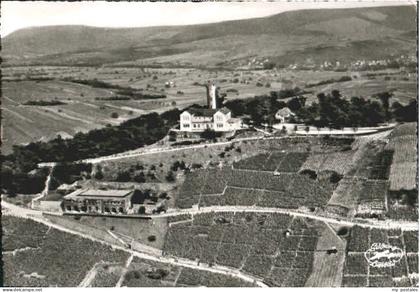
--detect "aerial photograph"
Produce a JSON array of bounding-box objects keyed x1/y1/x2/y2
[{"x1": 0, "y1": 0, "x2": 418, "y2": 288}]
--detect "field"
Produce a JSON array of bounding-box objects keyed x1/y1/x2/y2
[
  {"x1": 386, "y1": 123, "x2": 417, "y2": 191},
  {"x1": 176, "y1": 167, "x2": 333, "y2": 210},
  {"x1": 305, "y1": 223, "x2": 347, "y2": 287},
  {"x1": 121, "y1": 256, "x2": 257, "y2": 287},
  {"x1": 342, "y1": 226, "x2": 418, "y2": 287},
  {"x1": 1, "y1": 66, "x2": 282, "y2": 154},
  {"x1": 326, "y1": 177, "x2": 365, "y2": 216},
  {"x1": 300, "y1": 150, "x2": 356, "y2": 175},
  {"x1": 164, "y1": 212, "x2": 323, "y2": 286},
  {"x1": 43, "y1": 213, "x2": 167, "y2": 250},
  {"x1": 2, "y1": 216, "x2": 129, "y2": 287},
  {"x1": 3, "y1": 62, "x2": 416, "y2": 155}
]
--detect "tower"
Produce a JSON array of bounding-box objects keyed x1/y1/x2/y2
[{"x1": 206, "y1": 81, "x2": 217, "y2": 109}]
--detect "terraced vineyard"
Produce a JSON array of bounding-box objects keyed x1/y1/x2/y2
[
  {"x1": 164, "y1": 212, "x2": 323, "y2": 286},
  {"x1": 386, "y1": 123, "x2": 417, "y2": 191},
  {"x1": 121, "y1": 257, "x2": 257, "y2": 287},
  {"x1": 176, "y1": 167, "x2": 333, "y2": 210},
  {"x1": 2, "y1": 216, "x2": 129, "y2": 287}
]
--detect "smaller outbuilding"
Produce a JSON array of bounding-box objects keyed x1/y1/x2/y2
[{"x1": 275, "y1": 107, "x2": 295, "y2": 123}]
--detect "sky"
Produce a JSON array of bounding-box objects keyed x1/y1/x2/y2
[{"x1": 1, "y1": 0, "x2": 416, "y2": 37}]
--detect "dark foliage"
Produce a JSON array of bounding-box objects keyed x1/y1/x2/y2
[
  {"x1": 305, "y1": 76, "x2": 352, "y2": 88},
  {"x1": 23, "y1": 100, "x2": 66, "y2": 106},
  {"x1": 1, "y1": 108, "x2": 180, "y2": 194}
]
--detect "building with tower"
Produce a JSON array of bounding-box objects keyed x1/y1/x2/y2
[{"x1": 179, "y1": 82, "x2": 242, "y2": 132}]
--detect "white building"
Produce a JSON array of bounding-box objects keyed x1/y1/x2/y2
[
  {"x1": 275, "y1": 107, "x2": 295, "y2": 123},
  {"x1": 180, "y1": 107, "x2": 242, "y2": 132}
]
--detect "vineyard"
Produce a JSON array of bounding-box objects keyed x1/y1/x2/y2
[
  {"x1": 3, "y1": 216, "x2": 129, "y2": 287},
  {"x1": 233, "y1": 151, "x2": 309, "y2": 173},
  {"x1": 386, "y1": 129, "x2": 417, "y2": 191},
  {"x1": 89, "y1": 264, "x2": 125, "y2": 287},
  {"x1": 121, "y1": 253, "x2": 256, "y2": 287},
  {"x1": 355, "y1": 180, "x2": 389, "y2": 215},
  {"x1": 342, "y1": 226, "x2": 418, "y2": 287},
  {"x1": 164, "y1": 212, "x2": 322, "y2": 286},
  {"x1": 301, "y1": 150, "x2": 355, "y2": 175},
  {"x1": 176, "y1": 167, "x2": 333, "y2": 210},
  {"x1": 327, "y1": 177, "x2": 366, "y2": 216}
]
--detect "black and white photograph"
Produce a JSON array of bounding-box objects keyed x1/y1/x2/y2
[{"x1": 0, "y1": 0, "x2": 418, "y2": 288}]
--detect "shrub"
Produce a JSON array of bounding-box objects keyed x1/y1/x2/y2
[
  {"x1": 330, "y1": 172, "x2": 343, "y2": 184},
  {"x1": 300, "y1": 169, "x2": 317, "y2": 180},
  {"x1": 111, "y1": 112, "x2": 119, "y2": 119},
  {"x1": 138, "y1": 206, "x2": 146, "y2": 214},
  {"x1": 166, "y1": 171, "x2": 175, "y2": 182}
]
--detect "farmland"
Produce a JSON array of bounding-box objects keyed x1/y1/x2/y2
[
  {"x1": 163, "y1": 211, "x2": 324, "y2": 286},
  {"x1": 43, "y1": 213, "x2": 167, "y2": 250},
  {"x1": 305, "y1": 223, "x2": 347, "y2": 287},
  {"x1": 342, "y1": 226, "x2": 418, "y2": 287},
  {"x1": 300, "y1": 150, "x2": 356, "y2": 175},
  {"x1": 2, "y1": 62, "x2": 416, "y2": 155},
  {"x1": 384, "y1": 123, "x2": 418, "y2": 221},
  {"x1": 386, "y1": 123, "x2": 417, "y2": 191},
  {"x1": 121, "y1": 256, "x2": 257, "y2": 287},
  {"x1": 176, "y1": 167, "x2": 333, "y2": 210},
  {"x1": 2, "y1": 216, "x2": 130, "y2": 287}
]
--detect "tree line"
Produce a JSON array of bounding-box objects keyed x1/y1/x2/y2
[
  {"x1": 1, "y1": 108, "x2": 181, "y2": 195},
  {"x1": 224, "y1": 89, "x2": 417, "y2": 128}
]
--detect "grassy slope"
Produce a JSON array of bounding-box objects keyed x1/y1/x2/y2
[{"x1": 2, "y1": 6, "x2": 416, "y2": 67}]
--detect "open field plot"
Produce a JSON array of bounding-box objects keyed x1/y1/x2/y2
[
  {"x1": 355, "y1": 179, "x2": 389, "y2": 215},
  {"x1": 164, "y1": 212, "x2": 323, "y2": 286},
  {"x1": 44, "y1": 213, "x2": 167, "y2": 250},
  {"x1": 89, "y1": 263, "x2": 125, "y2": 287},
  {"x1": 121, "y1": 256, "x2": 256, "y2": 287},
  {"x1": 2, "y1": 65, "x2": 286, "y2": 153},
  {"x1": 300, "y1": 150, "x2": 356, "y2": 175},
  {"x1": 3, "y1": 216, "x2": 129, "y2": 287},
  {"x1": 233, "y1": 151, "x2": 308, "y2": 173},
  {"x1": 2, "y1": 216, "x2": 49, "y2": 252},
  {"x1": 342, "y1": 226, "x2": 418, "y2": 287},
  {"x1": 311, "y1": 76, "x2": 417, "y2": 105},
  {"x1": 326, "y1": 177, "x2": 365, "y2": 216},
  {"x1": 305, "y1": 223, "x2": 347, "y2": 287},
  {"x1": 389, "y1": 122, "x2": 417, "y2": 138},
  {"x1": 176, "y1": 167, "x2": 333, "y2": 209},
  {"x1": 349, "y1": 143, "x2": 395, "y2": 180}
]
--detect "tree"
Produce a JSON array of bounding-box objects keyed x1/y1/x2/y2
[
  {"x1": 94, "y1": 168, "x2": 104, "y2": 180},
  {"x1": 138, "y1": 206, "x2": 146, "y2": 214},
  {"x1": 116, "y1": 170, "x2": 131, "y2": 182},
  {"x1": 392, "y1": 99, "x2": 417, "y2": 122},
  {"x1": 200, "y1": 129, "x2": 217, "y2": 140},
  {"x1": 376, "y1": 92, "x2": 392, "y2": 120},
  {"x1": 165, "y1": 171, "x2": 175, "y2": 182},
  {"x1": 133, "y1": 172, "x2": 146, "y2": 183},
  {"x1": 111, "y1": 112, "x2": 119, "y2": 119}
]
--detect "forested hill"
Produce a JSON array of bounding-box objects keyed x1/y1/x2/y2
[{"x1": 2, "y1": 5, "x2": 416, "y2": 67}]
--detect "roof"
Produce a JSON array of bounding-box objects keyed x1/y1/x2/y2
[
  {"x1": 217, "y1": 107, "x2": 231, "y2": 115},
  {"x1": 227, "y1": 118, "x2": 241, "y2": 124},
  {"x1": 185, "y1": 108, "x2": 217, "y2": 117},
  {"x1": 64, "y1": 188, "x2": 133, "y2": 200},
  {"x1": 276, "y1": 107, "x2": 295, "y2": 117},
  {"x1": 183, "y1": 107, "x2": 230, "y2": 117}
]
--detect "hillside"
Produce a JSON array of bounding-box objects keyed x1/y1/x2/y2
[{"x1": 2, "y1": 5, "x2": 416, "y2": 67}]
